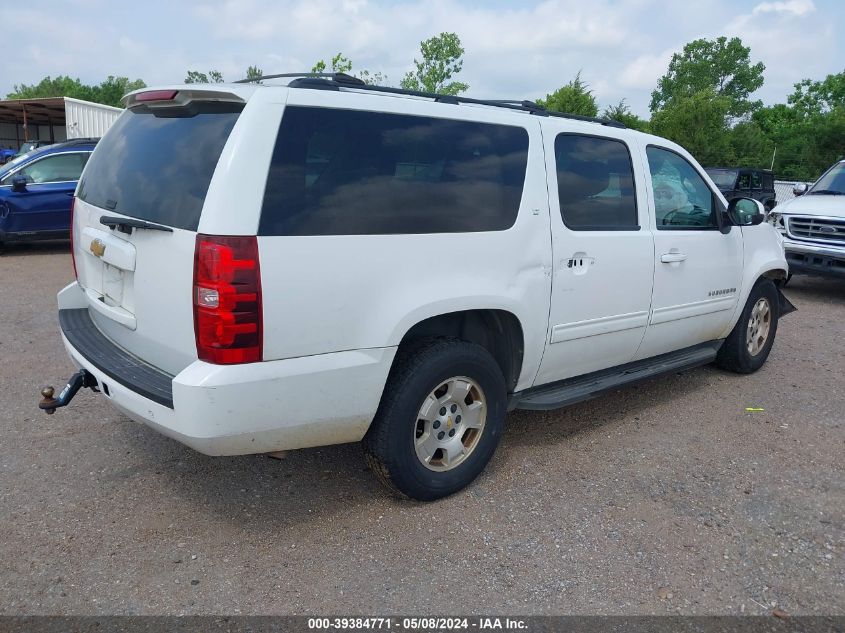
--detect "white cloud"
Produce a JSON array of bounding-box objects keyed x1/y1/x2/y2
[
  {"x1": 0, "y1": 0, "x2": 842, "y2": 119},
  {"x1": 752, "y1": 0, "x2": 815, "y2": 16},
  {"x1": 725, "y1": 0, "x2": 830, "y2": 106},
  {"x1": 618, "y1": 49, "x2": 675, "y2": 91}
]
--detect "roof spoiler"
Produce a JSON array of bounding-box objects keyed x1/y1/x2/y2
[{"x1": 122, "y1": 89, "x2": 246, "y2": 109}]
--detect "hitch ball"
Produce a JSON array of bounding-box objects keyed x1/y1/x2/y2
[{"x1": 40, "y1": 386, "x2": 58, "y2": 414}]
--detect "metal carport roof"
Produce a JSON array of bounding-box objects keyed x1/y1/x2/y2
[{"x1": 0, "y1": 97, "x2": 68, "y2": 126}]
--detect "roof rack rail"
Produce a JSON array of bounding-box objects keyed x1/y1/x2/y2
[
  {"x1": 276, "y1": 75, "x2": 626, "y2": 129},
  {"x1": 234, "y1": 72, "x2": 365, "y2": 86}
]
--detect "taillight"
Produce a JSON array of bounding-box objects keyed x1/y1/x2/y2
[
  {"x1": 193, "y1": 235, "x2": 262, "y2": 364},
  {"x1": 70, "y1": 197, "x2": 77, "y2": 279}
]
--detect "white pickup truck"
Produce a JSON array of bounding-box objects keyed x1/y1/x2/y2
[
  {"x1": 769, "y1": 160, "x2": 845, "y2": 280},
  {"x1": 40, "y1": 74, "x2": 793, "y2": 500}
]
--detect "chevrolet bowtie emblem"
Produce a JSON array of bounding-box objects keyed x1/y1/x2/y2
[{"x1": 90, "y1": 238, "x2": 106, "y2": 258}]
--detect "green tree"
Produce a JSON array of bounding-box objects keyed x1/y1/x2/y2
[
  {"x1": 245, "y1": 65, "x2": 263, "y2": 81},
  {"x1": 355, "y1": 69, "x2": 388, "y2": 86},
  {"x1": 650, "y1": 89, "x2": 732, "y2": 165},
  {"x1": 650, "y1": 36, "x2": 765, "y2": 117},
  {"x1": 788, "y1": 69, "x2": 845, "y2": 117},
  {"x1": 538, "y1": 72, "x2": 598, "y2": 117},
  {"x1": 400, "y1": 32, "x2": 468, "y2": 95},
  {"x1": 6, "y1": 75, "x2": 146, "y2": 107},
  {"x1": 601, "y1": 99, "x2": 649, "y2": 131},
  {"x1": 311, "y1": 53, "x2": 386, "y2": 85},
  {"x1": 726, "y1": 121, "x2": 773, "y2": 168},
  {"x1": 806, "y1": 106, "x2": 845, "y2": 173},
  {"x1": 753, "y1": 79, "x2": 845, "y2": 181},
  {"x1": 312, "y1": 53, "x2": 352, "y2": 74},
  {"x1": 91, "y1": 76, "x2": 147, "y2": 107},
  {"x1": 184, "y1": 70, "x2": 224, "y2": 84},
  {"x1": 8, "y1": 76, "x2": 95, "y2": 102}
]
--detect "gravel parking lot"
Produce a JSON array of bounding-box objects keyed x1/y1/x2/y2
[{"x1": 0, "y1": 242, "x2": 842, "y2": 616}]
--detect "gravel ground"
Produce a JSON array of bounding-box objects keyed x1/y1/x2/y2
[{"x1": 0, "y1": 242, "x2": 842, "y2": 616}]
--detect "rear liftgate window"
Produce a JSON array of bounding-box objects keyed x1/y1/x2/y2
[
  {"x1": 259, "y1": 107, "x2": 530, "y2": 235},
  {"x1": 77, "y1": 102, "x2": 243, "y2": 231}
]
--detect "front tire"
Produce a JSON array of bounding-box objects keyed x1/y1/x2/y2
[
  {"x1": 716, "y1": 279, "x2": 780, "y2": 374},
  {"x1": 363, "y1": 339, "x2": 507, "y2": 501}
]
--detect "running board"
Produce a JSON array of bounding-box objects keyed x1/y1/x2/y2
[{"x1": 511, "y1": 341, "x2": 722, "y2": 411}]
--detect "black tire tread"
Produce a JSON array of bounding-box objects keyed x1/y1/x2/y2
[
  {"x1": 716, "y1": 278, "x2": 779, "y2": 374},
  {"x1": 363, "y1": 337, "x2": 494, "y2": 499}
]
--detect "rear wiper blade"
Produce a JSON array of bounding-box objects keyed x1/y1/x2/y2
[
  {"x1": 808, "y1": 189, "x2": 845, "y2": 195},
  {"x1": 100, "y1": 215, "x2": 173, "y2": 234}
]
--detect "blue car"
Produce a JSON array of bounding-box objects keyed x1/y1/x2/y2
[{"x1": 0, "y1": 138, "x2": 98, "y2": 244}]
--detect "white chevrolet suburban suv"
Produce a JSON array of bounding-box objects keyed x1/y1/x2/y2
[
  {"x1": 40, "y1": 73, "x2": 792, "y2": 501},
  {"x1": 768, "y1": 160, "x2": 845, "y2": 280}
]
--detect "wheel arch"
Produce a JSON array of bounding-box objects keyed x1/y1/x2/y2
[
  {"x1": 395, "y1": 309, "x2": 526, "y2": 393},
  {"x1": 721, "y1": 265, "x2": 788, "y2": 338}
]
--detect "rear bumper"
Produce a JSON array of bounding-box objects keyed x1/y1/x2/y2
[
  {"x1": 783, "y1": 238, "x2": 845, "y2": 278},
  {"x1": 57, "y1": 283, "x2": 396, "y2": 455}
]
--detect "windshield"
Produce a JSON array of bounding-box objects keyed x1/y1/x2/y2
[
  {"x1": 705, "y1": 169, "x2": 737, "y2": 189},
  {"x1": 77, "y1": 102, "x2": 243, "y2": 231},
  {"x1": 809, "y1": 162, "x2": 845, "y2": 195}
]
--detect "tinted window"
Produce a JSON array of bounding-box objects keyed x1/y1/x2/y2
[
  {"x1": 77, "y1": 103, "x2": 242, "y2": 231},
  {"x1": 737, "y1": 173, "x2": 751, "y2": 190},
  {"x1": 555, "y1": 135, "x2": 638, "y2": 230},
  {"x1": 751, "y1": 172, "x2": 763, "y2": 190},
  {"x1": 2, "y1": 152, "x2": 89, "y2": 185},
  {"x1": 646, "y1": 146, "x2": 717, "y2": 230},
  {"x1": 762, "y1": 173, "x2": 774, "y2": 189},
  {"x1": 259, "y1": 107, "x2": 529, "y2": 236}
]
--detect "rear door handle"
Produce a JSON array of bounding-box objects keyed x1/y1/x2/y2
[{"x1": 660, "y1": 252, "x2": 687, "y2": 263}]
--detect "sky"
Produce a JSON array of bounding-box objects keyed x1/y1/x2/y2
[{"x1": 2, "y1": 0, "x2": 842, "y2": 117}]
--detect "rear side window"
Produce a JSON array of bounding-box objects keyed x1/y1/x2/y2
[
  {"x1": 554, "y1": 134, "x2": 638, "y2": 230},
  {"x1": 259, "y1": 106, "x2": 530, "y2": 236},
  {"x1": 77, "y1": 102, "x2": 242, "y2": 231}
]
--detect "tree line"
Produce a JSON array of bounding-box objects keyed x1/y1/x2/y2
[{"x1": 6, "y1": 33, "x2": 843, "y2": 181}]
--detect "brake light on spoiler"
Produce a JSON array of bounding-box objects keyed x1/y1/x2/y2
[
  {"x1": 193, "y1": 235, "x2": 262, "y2": 364},
  {"x1": 134, "y1": 89, "x2": 179, "y2": 102}
]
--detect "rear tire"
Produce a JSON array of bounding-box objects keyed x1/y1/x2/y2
[
  {"x1": 363, "y1": 338, "x2": 507, "y2": 501},
  {"x1": 716, "y1": 279, "x2": 780, "y2": 374}
]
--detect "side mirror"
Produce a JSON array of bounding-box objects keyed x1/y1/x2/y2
[
  {"x1": 727, "y1": 197, "x2": 765, "y2": 227},
  {"x1": 11, "y1": 176, "x2": 27, "y2": 193},
  {"x1": 793, "y1": 183, "x2": 808, "y2": 196}
]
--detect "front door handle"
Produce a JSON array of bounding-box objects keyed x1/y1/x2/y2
[{"x1": 660, "y1": 252, "x2": 688, "y2": 263}]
